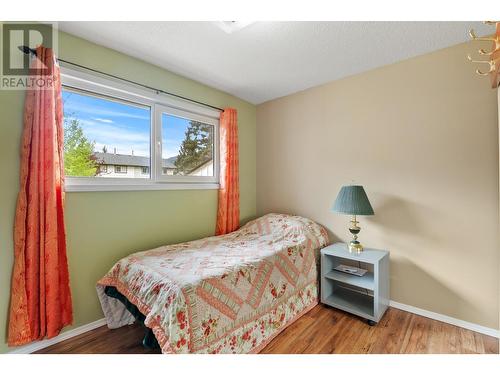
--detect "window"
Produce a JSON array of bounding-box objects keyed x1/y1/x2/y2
[
  {"x1": 62, "y1": 88, "x2": 151, "y2": 180},
  {"x1": 156, "y1": 105, "x2": 217, "y2": 182},
  {"x1": 114, "y1": 165, "x2": 127, "y2": 174},
  {"x1": 61, "y1": 67, "x2": 220, "y2": 191},
  {"x1": 162, "y1": 167, "x2": 175, "y2": 175}
]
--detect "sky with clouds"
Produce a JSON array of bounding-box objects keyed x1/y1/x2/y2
[{"x1": 62, "y1": 90, "x2": 196, "y2": 159}]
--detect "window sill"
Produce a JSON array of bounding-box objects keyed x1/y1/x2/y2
[{"x1": 65, "y1": 182, "x2": 220, "y2": 192}]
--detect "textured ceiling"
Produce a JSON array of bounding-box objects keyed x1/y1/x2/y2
[{"x1": 58, "y1": 22, "x2": 491, "y2": 104}]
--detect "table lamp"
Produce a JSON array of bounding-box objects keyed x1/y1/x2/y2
[{"x1": 332, "y1": 185, "x2": 374, "y2": 253}]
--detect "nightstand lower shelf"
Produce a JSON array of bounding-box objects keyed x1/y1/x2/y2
[{"x1": 322, "y1": 287, "x2": 374, "y2": 320}]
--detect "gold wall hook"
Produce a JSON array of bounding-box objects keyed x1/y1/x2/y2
[
  {"x1": 478, "y1": 47, "x2": 500, "y2": 56},
  {"x1": 469, "y1": 29, "x2": 497, "y2": 42},
  {"x1": 468, "y1": 21, "x2": 500, "y2": 88},
  {"x1": 476, "y1": 66, "x2": 495, "y2": 76},
  {"x1": 467, "y1": 54, "x2": 492, "y2": 64}
]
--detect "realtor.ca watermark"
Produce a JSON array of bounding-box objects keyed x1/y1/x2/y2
[{"x1": 1, "y1": 22, "x2": 58, "y2": 90}]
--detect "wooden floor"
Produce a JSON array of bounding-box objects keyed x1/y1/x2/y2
[{"x1": 36, "y1": 305, "x2": 498, "y2": 354}]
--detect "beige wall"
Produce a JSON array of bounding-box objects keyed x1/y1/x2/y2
[{"x1": 257, "y1": 41, "x2": 499, "y2": 329}]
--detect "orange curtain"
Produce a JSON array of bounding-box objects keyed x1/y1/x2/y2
[
  {"x1": 8, "y1": 46, "x2": 73, "y2": 346},
  {"x1": 216, "y1": 108, "x2": 240, "y2": 235}
]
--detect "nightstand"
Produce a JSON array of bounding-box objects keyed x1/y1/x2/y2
[{"x1": 320, "y1": 242, "x2": 390, "y2": 325}]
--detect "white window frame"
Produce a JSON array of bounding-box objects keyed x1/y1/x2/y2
[{"x1": 60, "y1": 66, "x2": 221, "y2": 192}]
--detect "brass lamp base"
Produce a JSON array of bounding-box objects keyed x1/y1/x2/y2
[
  {"x1": 349, "y1": 240, "x2": 364, "y2": 254},
  {"x1": 348, "y1": 215, "x2": 364, "y2": 254}
]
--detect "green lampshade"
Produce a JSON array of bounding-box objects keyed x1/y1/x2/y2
[{"x1": 332, "y1": 185, "x2": 374, "y2": 216}]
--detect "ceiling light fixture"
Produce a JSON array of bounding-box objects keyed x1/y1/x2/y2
[{"x1": 214, "y1": 21, "x2": 254, "y2": 34}]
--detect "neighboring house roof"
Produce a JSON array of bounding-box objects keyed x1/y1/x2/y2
[
  {"x1": 93, "y1": 152, "x2": 177, "y2": 168},
  {"x1": 163, "y1": 157, "x2": 177, "y2": 169},
  {"x1": 188, "y1": 158, "x2": 213, "y2": 174}
]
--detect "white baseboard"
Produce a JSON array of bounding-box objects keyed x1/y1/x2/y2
[
  {"x1": 7, "y1": 318, "x2": 107, "y2": 354},
  {"x1": 6, "y1": 301, "x2": 499, "y2": 354},
  {"x1": 389, "y1": 300, "x2": 500, "y2": 339}
]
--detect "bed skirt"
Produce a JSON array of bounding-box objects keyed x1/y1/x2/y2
[{"x1": 97, "y1": 280, "x2": 319, "y2": 354}]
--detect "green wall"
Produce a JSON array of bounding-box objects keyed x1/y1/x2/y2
[{"x1": 0, "y1": 31, "x2": 257, "y2": 353}]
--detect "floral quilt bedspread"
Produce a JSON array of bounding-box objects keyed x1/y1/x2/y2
[{"x1": 96, "y1": 213, "x2": 328, "y2": 354}]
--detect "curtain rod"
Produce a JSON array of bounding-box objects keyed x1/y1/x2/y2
[{"x1": 18, "y1": 46, "x2": 224, "y2": 112}]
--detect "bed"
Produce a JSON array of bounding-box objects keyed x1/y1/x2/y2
[{"x1": 96, "y1": 213, "x2": 329, "y2": 354}]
